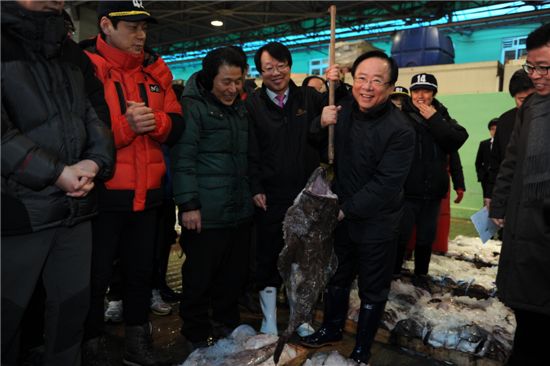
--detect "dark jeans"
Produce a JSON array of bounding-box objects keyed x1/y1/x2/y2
[
  {"x1": 254, "y1": 204, "x2": 288, "y2": 290},
  {"x1": 395, "y1": 198, "x2": 441, "y2": 275},
  {"x1": 179, "y1": 223, "x2": 251, "y2": 342},
  {"x1": 329, "y1": 222, "x2": 397, "y2": 304},
  {"x1": 2, "y1": 222, "x2": 92, "y2": 366},
  {"x1": 85, "y1": 210, "x2": 157, "y2": 340},
  {"x1": 507, "y1": 309, "x2": 550, "y2": 366}
]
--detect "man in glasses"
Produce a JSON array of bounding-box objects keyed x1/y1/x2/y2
[
  {"x1": 394, "y1": 73, "x2": 468, "y2": 280},
  {"x1": 301, "y1": 50, "x2": 415, "y2": 365},
  {"x1": 246, "y1": 42, "x2": 342, "y2": 337},
  {"x1": 490, "y1": 22, "x2": 550, "y2": 366}
]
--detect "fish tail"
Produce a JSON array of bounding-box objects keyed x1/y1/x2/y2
[{"x1": 273, "y1": 335, "x2": 289, "y2": 365}]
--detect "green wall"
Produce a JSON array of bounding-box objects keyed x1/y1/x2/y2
[{"x1": 437, "y1": 92, "x2": 515, "y2": 219}]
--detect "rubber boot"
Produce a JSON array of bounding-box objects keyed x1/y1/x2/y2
[
  {"x1": 259, "y1": 287, "x2": 278, "y2": 335},
  {"x1": 349, "y1": 302, "x2": 386, "y2": 365},
  {"x1": 414, "y1": 245, "x2": 432, "y2": 275},
  {"x1": 300, "y1": 286, "x2": 350, "y2": 348},
  {"x1": 123, "y1": 323, "x2": 157, "y2": 366}
]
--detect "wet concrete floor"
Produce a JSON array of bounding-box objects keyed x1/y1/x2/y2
[{"x1": 102, "y1": 249, "x2": 447, "y2": 365}]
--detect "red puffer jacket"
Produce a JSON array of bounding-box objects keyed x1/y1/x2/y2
[{"x1": 84, "y1": 35, "x2": 183, "y2": 211}]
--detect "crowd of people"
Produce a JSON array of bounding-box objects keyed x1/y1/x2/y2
[{"x1": 2, "y1": 1, "x2": 549, "y2": 365}]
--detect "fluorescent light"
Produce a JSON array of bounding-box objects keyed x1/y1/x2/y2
[{"x1": 211, "y1": 20, "x2": 223, "y2": 27}]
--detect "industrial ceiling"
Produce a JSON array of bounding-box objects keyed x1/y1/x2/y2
[{"x1": 69, "y1": 1, "x2": 550, "y2": 56}]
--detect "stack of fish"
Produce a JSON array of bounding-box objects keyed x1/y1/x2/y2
[
  {"x1": 303, "y1": 351, "x2": 367, "y2": 366},
  {"x1": 445, "y1": 235, "x2": 502, "y2": 267},
  {"x1": 180, "y1": 325, "x2": 302, "y2": 366},
  {"x1": 388, "y1": 280, "x2": 515, "y2": 362},
  {"x1": 402, "y1": 254, "x2": 498, "y2": 297},
  {"x1": 347, "y1": 280, "x2": 515, "y2": 363}
]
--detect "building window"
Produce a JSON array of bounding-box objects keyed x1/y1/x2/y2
[
  {"x1": 501, "y1": 36, "x2": 527, "y2": 64},
  {"x1": 309, "y1": 58, "x2": 328, "y2": 75}
]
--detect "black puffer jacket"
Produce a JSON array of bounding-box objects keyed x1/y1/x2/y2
[
  {"x1": 1, "y1": 3, "x2": 115, "y2": 236},
  {"x1": 401, "y1": 98, "x2": 468, "y2": 200},
  {"x1": 331, "y1": 97, "x2": 415, "y2": 242}
]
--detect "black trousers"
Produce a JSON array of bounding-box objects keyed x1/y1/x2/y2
[
  {"x1": 179, "y1": 223, "x2": 251, "y2": 342},
  {"x1": 85, "y1": 210, "x2": 157, "y2": 339},
  {"x1": 507, "y1": 309, "x2": 550, "y2": 366},
  {"x1": 2, "y1": 222, "x2": 92, "y2": 366},
  {"x1": 329, "y1": 222, "x2": 397, "y2": 304},
  {"x1": 394, "y1": 198, "x2": 441, "y2": 275},
  {"x1": 254, "y1": 204, "x2": 288, "y2": 290}
]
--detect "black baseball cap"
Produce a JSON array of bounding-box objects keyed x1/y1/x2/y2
[
  {"x1": 392, "y1": 86, "x2": 409, "y2": 96},
  {"x1": 410, "y1": 73, "x2": 438, "y2": 92},
  {"x1": 98, "y1": 1, "x2": 157, "y2": 23}
]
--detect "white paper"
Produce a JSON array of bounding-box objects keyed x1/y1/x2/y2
[{"x1": 470, "y1": 206, "x2": 499, "y2": 244}]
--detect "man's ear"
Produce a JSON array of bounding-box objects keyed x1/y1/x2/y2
[{"x1": 99, "y1": 16, "x2": 112, "y2": 36}]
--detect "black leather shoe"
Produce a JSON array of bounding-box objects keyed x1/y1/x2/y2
[
  {"x1": 349, "y1": 346, "x2": 371, "y2": 364},
  {"x1": 300, "y1": 326, "x2": 342, "y2": 348}
]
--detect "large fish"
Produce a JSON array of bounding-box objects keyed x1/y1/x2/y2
[{"x1": 273, "y1": 166, "x2": 340, "y2": 364}]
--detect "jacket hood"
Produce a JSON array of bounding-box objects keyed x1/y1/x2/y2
[
  {"x1": 182, "y1": 72, "x2": 202, "y2": 99},
  {"x1": 1, "y1": 2, "x2": 67, "y2": 59}
]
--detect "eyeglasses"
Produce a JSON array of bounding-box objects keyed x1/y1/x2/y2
[
  {"x1": 353, "y1": 76, "x2": 389, "y2": 88},
  {"x1": 522, "y1": 63, "x2": 550, "y2": 76},
  {"x1": 262, "y1": 64, "x2": 290, "y2": 75}
]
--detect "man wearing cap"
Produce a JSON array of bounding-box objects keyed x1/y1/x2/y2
[
  {"x1": 80, "y1": 2, "x2": 183, "y2": 365},
  {"x1": 394, "y1": 73, "x2": 468, "y2": 280},
  {"x1": 390, "y1": 85, "x2": 409, "y2": 110}
]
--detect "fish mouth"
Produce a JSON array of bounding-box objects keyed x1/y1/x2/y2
[{"x1": 305, "y1": 167, "x2": 337, "y2": 199}]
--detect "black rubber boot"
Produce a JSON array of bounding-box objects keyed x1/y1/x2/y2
[
  {"x1": 414, "y1": 245, "x2": 432, "y2": 275},
  {"x1": 123, "y1": 323, "x2": 158, "y2": 366},
  {"x1": 300, "y1": 286, "x2": 350, "y2": 348},
  {"x1": 349, "y1": 302, "x2": 386, "y2": 365}
]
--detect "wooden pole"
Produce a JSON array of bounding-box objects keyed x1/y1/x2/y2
[{"x1": 328, "y1": 5, "x2": 336, "y2": 164}]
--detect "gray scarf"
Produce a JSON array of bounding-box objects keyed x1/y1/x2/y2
[{"x1": 523, "y1": 93, "x2": 550, "y2": 202}]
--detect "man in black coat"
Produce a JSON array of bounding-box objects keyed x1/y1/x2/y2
[
  {"x1": 486, "y1": 69, "x2": 534, "y2": 207},
  {"x1": 394, "y1": 73, "x2": 468, "y2": 278},
  {"x1": 301, "y1": 50, "x2": 415, "y2": 365},
  {"x1": 490, "y1": 23, "x2": 550, "y2": 366},
  {"x1": 475, "y1": 118, "x2": 498, "y2": 201},
  {"x1": 1, "y1": 1, "x2": 115, "y2": 365},
  {"x1": 246, "y1": 42, "x2": 342, "y2": 337}
]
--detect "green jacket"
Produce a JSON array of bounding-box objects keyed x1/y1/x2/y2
[{"x1": 171, "y1": 72, "x2": 253, "y2": 229}]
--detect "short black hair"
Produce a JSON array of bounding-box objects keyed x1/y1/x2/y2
[
  {"x1": 488, "y1": 118, "x2": 498, "y2": 130},
  {"x1": 254, "y1": 42, "x2": 292, "y2": 73},
  {"x1": 351, "y1": 50, "x2": 398, "y2": 85},
  {"x1": 98, "y1": 16, "x2": 120, "y2": 39},
  {"x1": 199, "y1": 46, "x2": 246, "y2": 91},
  {"x1": 302, "y1": 75, "x2": 326, "y2": 88},
  {"x1": 509, "y1": 69, "x2": 534, "y2": 97},
  {"x1": 228, "y1": 45, "x2": 248, "y2": 67},
  {"x1": 526, "y1": 23, "x2": 550, "y2": 51}
]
